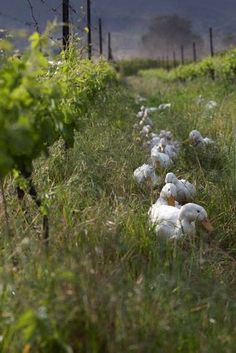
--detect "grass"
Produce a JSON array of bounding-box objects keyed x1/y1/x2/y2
[
  {"x1": 138, "y1": 48, "x2": 236, "y2": 82},
  {"x1": 0, "y1": 76, "x2": 235, "y2": 352},
  {"x1": 116, "y1": 59, "x2": 162, "y2": 77}
]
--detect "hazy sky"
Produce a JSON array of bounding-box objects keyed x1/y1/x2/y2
[{"x1": 1, "y1": 1, "x2": 236, "y2": 57}]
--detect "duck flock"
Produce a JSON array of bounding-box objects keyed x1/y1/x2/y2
[{"x1": 133, "y1": 102, "x2": 214, "y2": 240}]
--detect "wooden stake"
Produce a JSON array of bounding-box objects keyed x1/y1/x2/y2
[
  {"x1": 181, "y1": 45, "x2": 184, "y2": 65},
  {"x1": 99, "y1": 18, "x2": 103, "y2": 56},
  {"x1": 87, "y1": 0, "x2": 92, "y2": 59},
  {"x1": 209, "y1": 27, "x2": 215, "y2": 79},
  {"x1": 62, "y1": 0, "x2": 70, "y2": 51},
  {"x1": 173, "y1": 51, "x2": 176, "y2": 67},
  {"x1": 209, "y1": 27, "x2": 214, "y2": 57},
  {"x1": 193, "y1": 42, "x2": 197, "y2": 62},
  {"x1": 108, "y1": 32, "x2": 113, "y2": 60}
]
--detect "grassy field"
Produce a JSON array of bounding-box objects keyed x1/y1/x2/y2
[
  {"x1": 116, "y1": 58, "x2": 161, "y2": 76},
  {"x1": 0, "y1": 74, "x2": 235, "y2": 352}
]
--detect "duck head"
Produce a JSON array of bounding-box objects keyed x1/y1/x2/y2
[
  {"x1": 179, "y1": 203, "x2": 213, "y2": 233},
  {"x1": 189, "y1": 130, "x2": 203, "y2": 145},
  {"x1": 165, "y1": 172, "x2": 178, "y2": 185},
  {"x1": 160, "y1": 183, "x2": 177, "y2": 206},
  {"x1": 166, "y1": 131, "x2": 173, "y2": 141}
]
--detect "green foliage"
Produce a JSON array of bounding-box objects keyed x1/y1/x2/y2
[
  {"x1": 0, "y1": 77, "x2": 235, "y2": 353},
  {"x1": 0, "y1": 32, "x2": 116, "y2": 177},
  {"x1": 117, "y1": 58, "x2": 164, "y2": 76},
  {"x1": 140, "y1": 48, "x2": 236, "y2": 81},
  {"x1": 0, "y1": 28, "x2": 235, "y2": 353}
]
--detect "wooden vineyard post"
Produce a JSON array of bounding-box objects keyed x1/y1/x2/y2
[
  {"x1": 209, "y1": 27, "x2": 214, "y2": 57},
  {"x1": 181, "y1": 45, "x2": 184, "y2": 65},
  {"x1": 193, "y1": 42, "x2": 197, "y2": 62},
  {"x1": 209, "y1": 27, "x2": 215, "y2": 79},
  {"x1": 62, "y1": 0, "x2": 70, "y2": 51},
  {"x1": 87, "y1": 0, "x2": 92, "y2": 59},
  {"x1": 99, "y1": 18, "x2": 103, "y2": 56},
  {"x1": 62, "y1": 0, "x2": 71, "y2": 149},
  {"x1": 108, "y1": 32, "x2": 113, "y2": 61},
  {"x1": 166, "y1": 56, "x2": 169, "y2": 70},
  {"x1": 173, "y1": 51, "x2": 176, "y2": 67}
]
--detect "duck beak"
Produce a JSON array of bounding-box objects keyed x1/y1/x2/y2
[
  {"x1": 167, "y1": 196, "x2": 176, "y2": 207},
  {"x1": 201, "y1": 218, "x2": 214, "y2": 233}
]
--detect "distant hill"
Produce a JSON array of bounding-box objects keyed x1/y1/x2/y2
[{"x1": 1, "y1": 0, "x2": 236, "y2": 57}]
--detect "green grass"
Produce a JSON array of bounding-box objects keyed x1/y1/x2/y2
[
  {"x1": 116, "y1": 58, "x2": 170, "y2": 77},
  {"x1": 0, "y1": 77, "x2": 235, "y2": 352},
  {"x1": 138, "y1": 48, "x2": 236, "y2": 81}
]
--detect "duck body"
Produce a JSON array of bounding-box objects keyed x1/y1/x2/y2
[
  {"x1": 158, "y1": 138, "x2": 179, "y2": 161},
  {"x1": 159, "y1": 130, "x2": 173, "y2": 141},
  {"x1": 139, "y1": 116, "x2": 153, "y2": 128},
  {"x1": 147, "y1": 135, "x2": 161, "y2": 150},
  {"x1": 151, "y1": 146, "x2": 173, "y2": 169},
  {"x1": 158, "y1": 103, "x2": 171, "y2": 110},
  {"x1": 136, "y1": 105, "x2": 146, "y2": 118},
  {"x1": 133, "y1": 164, "x2": 159, "y2": 186},
  {"x1": 203, "y1": 137, "x2": 214, "y2": 145},
  {"x1": 205, "y1": 100, "x2": 217, "y2": 110},
  {"x1": 145, "y1": 107, "x2": 158, "y2": 114},
  {"x1": 165, "y1": 172, "x2": 196, "y2": 204},
  {"x1": 149, "y1": 203, "x2": 213, "y2": 239},
  {"x1": 189, "y1": 130, "x2": 214, "y2": 147},
  {"x1": 140, "y1": 124, "x2": 152, "y2": 139},
  {"x1": 149, "y1": 205, "x2": 180, "y2": 239},
  {"x1": 136, "y1": 96, "x2": 147, "y2": 104},
  {"x1": 164, "y1": 144, "x2": 178, "y2": 160}
]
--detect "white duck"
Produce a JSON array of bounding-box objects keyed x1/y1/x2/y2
[
  {"x1": 145, "y1": 107, "x2": 158, "y2": 113},
  {"x1": 159, "y1": 130, "x2": 181, "y2": 149},
  {"x1": 165, "y1": 172, "x2": 196, "y2": 204},
  {"x1": 136, "y1": 105, "x2": 145, "y2": 118},
  {"x1": 150, "y1": 133, "x2": 159, "y2": 139},
  {"x1": 133, "y1": 164, "x2": 159, "y2": 187},
  {"x1": 189, "y1": 130, "x2": 214, "y2": 147},
  {"x1": 149, "y1": 203, "x2": 213, "y2": 239},
  {"x1": 135, "y1": 96, "x2": 147, "y2": 104},
  {"x1": 143, "y1": 134, "x2": 161, "y2": 151},
  {"x1": 158, "y1": 138, "x2": 178, "y2": 161},
  {"x1": 139, "y1": 116, "x2": 153, "y2": 128},
  {"x1": 151, "y1": 183, "x2": 179, "y2": 208},
  {"x1": 205, "y1": 100, "x2": 217, "y2": 110},
  {"x1": 158, "y1": 103, "x2": 171, "y2": 110},
  {"x1": 196, "y1": 95, "x2": 205, "y2": 105},
  {"x1": 151, "y1": 146, "x2": 173, "y2": 169},
  {"x1": 140, "y1": 124, "x2": 152, "y2": 139},
  {"x1": 149, "y1": 134, "x2": 161, "y2": 148},
  {"x1": 159, "y1": 130, "x2": 173, "y2": 141}
]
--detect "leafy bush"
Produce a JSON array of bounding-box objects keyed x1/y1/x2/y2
[
  {"x1": 117, "y1": 58, "x2": 169, "y2": 76},
  {"x1": 140, "y1": 48, "x2": 236, "y2": 81},
  {"x1": 0, "y1": 32, "x2": 116, "y2": 177}
]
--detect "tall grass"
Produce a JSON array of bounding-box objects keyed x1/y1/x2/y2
[
  {"x1": 0, "y1": 77, "x2": 235, "y2": 352},
  {"x1": 138, "y1": 48, "x2": 236, "y2": 81},
  {"x1": 116, "y1": 58, "x2": 180, "y2": 77}
]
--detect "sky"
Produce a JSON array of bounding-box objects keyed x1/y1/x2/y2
[{"x1": 1, "y1": 0, "x2": 236, "y2": 58}]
